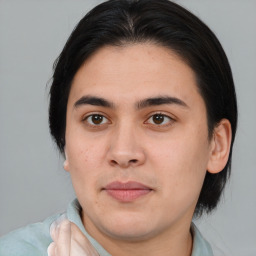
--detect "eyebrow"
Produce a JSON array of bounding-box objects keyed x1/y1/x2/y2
[
  {"x1": 74, "y1": 95, "x2": 188, "y2": 109},
  {"x1": 74, "y1": 96, "x2": 114, "y2": 108},
  {"x1": 136, "y1": 96, "x2": 189, "y2": 109}
]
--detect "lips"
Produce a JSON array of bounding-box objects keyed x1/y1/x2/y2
[{"x1": 104, "y1": 181, "x2": 153, "y2": 202}]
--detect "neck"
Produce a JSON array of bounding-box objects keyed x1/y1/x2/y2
[
  {"x1": 104, "y1": 228, "x2": 192, "y2": 256},
  {"x1": 84, "y1": 216, "x2": 193, "y2": 256}
]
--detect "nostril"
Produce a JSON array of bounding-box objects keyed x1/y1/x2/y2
[
  {"x1": 110, "y1": 160, "x2": 118, "y2": 165},
  {"x1": 109, "y1": 159, "x2": 138, "y2": 166}
]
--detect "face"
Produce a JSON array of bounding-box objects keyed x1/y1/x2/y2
[{"x1": 64, "y1": 44, "x2": 214, "y2": 242}]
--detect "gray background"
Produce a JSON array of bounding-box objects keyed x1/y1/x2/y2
[{"x1": 0, "y1": 1, "x2": 255, "y2": 255}]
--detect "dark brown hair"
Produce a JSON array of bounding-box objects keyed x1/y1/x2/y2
[{"x1": 49, "y1": 0, "x2": 237, "y2": 216}]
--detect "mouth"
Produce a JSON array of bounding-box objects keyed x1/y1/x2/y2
[{"x1": 103, "y1": 181, "x2": 153, "y2": 202}]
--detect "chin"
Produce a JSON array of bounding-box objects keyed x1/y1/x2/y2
[
  {"x1": 99, "y1": 214, "x2": 159, "y2": 241},
  {"x1": 104, "y1": 226, "x2": 156, "y2": 242}
]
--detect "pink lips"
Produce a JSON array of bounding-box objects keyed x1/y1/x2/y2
[{"x1": 104, "y1": 181, "x2": 152, "y2": 202}]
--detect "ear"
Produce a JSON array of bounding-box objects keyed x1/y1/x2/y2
[
  {"x1": 207, "y1": 119, "x2": 232, "y2": 174},
  {"x1": 63, "y1": 150, "x2": 70, "y2": 172}
]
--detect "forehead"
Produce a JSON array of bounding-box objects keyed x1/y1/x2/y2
[{"x1": 69, "y1": 43, "x2": 203, "y2": 109}]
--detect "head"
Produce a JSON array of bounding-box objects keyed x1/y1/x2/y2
[{"x1": 49, "y1": 0, "x2": 237, "y2": 224}]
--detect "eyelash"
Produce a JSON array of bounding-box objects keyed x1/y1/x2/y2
[
  {"x1": 82, "y1": 113, "x2": 111, "y2": 128},
  {"x1": 144, "y1": 113, "x2": 175, "y2": 127},
  {"x1": 82, "y1": 112, "x2": 175, "y2": 129}
]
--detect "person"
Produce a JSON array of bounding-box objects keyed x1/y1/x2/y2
[{"x1": 0, "y1": 0, "x2": 237, "y2": 255}]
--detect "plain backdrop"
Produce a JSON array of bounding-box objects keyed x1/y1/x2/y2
[{"x1": 0, "y1": 1, "x2": 255, "y2": 255}]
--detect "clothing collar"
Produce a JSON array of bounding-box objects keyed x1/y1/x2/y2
[
  {"x1": 67, "y1": 199, "x2": 213, "y2": 256},
  {"x1": 191, "y1": 222, "x2": 214, "y2": 256}
]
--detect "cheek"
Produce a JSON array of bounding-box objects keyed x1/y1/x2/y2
[
  {"x1": 148, "y1": 132, "x2": 210, "y2": 195},
  {"x1": 67, "y1": 133, "x2": 106, "y2": 166},
  {"x1": 66, "y1": 139, "x2": 106, "y2": 191}
]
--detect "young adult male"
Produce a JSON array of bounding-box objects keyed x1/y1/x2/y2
[{"x1": 0, "y1": 0, "x2": 237, "y2": 255}]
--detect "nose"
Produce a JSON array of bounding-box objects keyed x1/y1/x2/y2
[{"x1": 107, "y1": 123, "x2": 146, "y2": 168}]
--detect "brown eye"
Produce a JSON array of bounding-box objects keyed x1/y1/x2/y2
[
  {"x1": 86, "y1": 114, "x2": 108, "y2": 125},
  {"x1": 147, "y1": 114, "x2": 173, "y2": 125},
  {"x1": 152, "y1": 114, "x2": 165, "y2": 124}
]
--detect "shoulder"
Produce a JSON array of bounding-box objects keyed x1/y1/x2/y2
[{"x1": 0, "y1": 213, "x2": 62, "y2": 256}]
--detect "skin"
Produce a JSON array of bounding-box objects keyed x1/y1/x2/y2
[{"x1": 62, "y1": 43, "x2": 231, "y2": 256}]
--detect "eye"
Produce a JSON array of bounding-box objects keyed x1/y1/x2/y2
[
  {"x1": 85, "y1": 114, "x2": 109, "y2": 126},
  {"x1": 146, "y1": 113, "x2": 173, "y2": 126}
]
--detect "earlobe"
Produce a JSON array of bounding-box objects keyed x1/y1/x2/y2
[
  {"x1": 207, "y1": 119, "x2": 232, "y2": 174},
  {"x1": 63, "y1": 160, "x2": 70, "y2": 171},
  {"x1": 63, "y1": 150, "x2": 70, "y2": 172}
]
